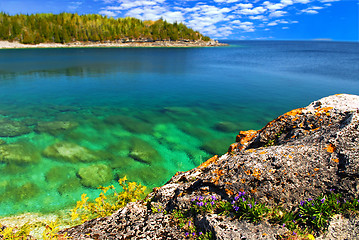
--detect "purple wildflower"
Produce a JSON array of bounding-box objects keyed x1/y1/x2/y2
[
  {"x1": 308, "y1": 198, "x2": 313, "y2": 201},
  {"x1": 248, "y1": 204, "x2": 252, "y2": 209},
  {"x1": 293, "y1": 232, "x2": 297, "y2": 236},
  {"x1": 357, "y1": 200, "x2": 359, "y2": 203},
  {"x1": 300, "y1": 201, "x2": 305, "y2": 206},
  {"x1": 192, "y1": 232, "x2": 196, "y2": 236},
  {"x1": 232, "y1": 200, "x2": 236, "y2": 205},
  {"x1": 329, "y1": 188, "x2": 334, "y2": 192},
  {"x1": 211, "y1": 201, "x2": 215, "y2": 206},
  {"x1": 282, "y1": 224, "x2": 285, "y2": 227},
  {"x1": 312, "y1": 203, "x2": 314, "y2": 206},
  {"x1": 337, "y1": 200, "x2": 340, "y2": 204},
  {"x1": 199, "y1": 196, "x2": 204, "y2": 201},
  {"x1": 211, "y1": 195, "x2": 217, "y2": 201},
  {"x1": 299, "y1": 214, "x2": 302, "y2": 218},
  {"x1": 321, "y1": 197, "x2": 325, "y2": 203},
  {"x1": 188, "y1": 221, "x2": 191, "y2": 226},
  {"x1": 199, "y1": 232, "x2": 203, "y2": 235},
  {"x1": 242, "y1": 197, "x2": 246, "y2": 202},
  {"x1": 234, "y1": 195, "x2": 240, "y2": 201},
  {"x1": 185, "y1": 232, "x2": 189, "y2": 237},
  {"x1": 293, "y1": 220, "x2": 296, "y2": 223}
]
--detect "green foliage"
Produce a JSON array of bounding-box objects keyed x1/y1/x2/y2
[
  {"x1": 297, "y1": 193, "x2": 359, "y2": 231},
  {"x1": 0, "y1": 12, "x2": 211, "y2": 44},
  {"x1": 71, "y1": 176, "x2": 147, "y2": 222}
]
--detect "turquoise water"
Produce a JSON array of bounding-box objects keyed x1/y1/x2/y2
[{"x1": 0, "y1": 41, "x2": 358, "y2": 216}]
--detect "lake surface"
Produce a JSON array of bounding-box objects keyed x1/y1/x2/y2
[{"x1": 0, "y1": 40, "x2": 358, "y2": 216}]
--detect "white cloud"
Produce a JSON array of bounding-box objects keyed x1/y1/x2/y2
[
  {"x1": 68, "y1": 1, "x2": 83, "y2": 11},
  {"x1": 99, "y1": 10, "x2": 117, "y2": 17},
  {"x1": 249, "y1": 15, "x2": 266, "y2": 20},
  {"x1": 214, "y1": 0, "x2": 240, "y2": 3},
  {"x1": 293, "y1": 0, "x2": 311, "y2": 3},
  {"x1": 268, "y1": 21, "x2": 278, "y2": 26},
  {"x1": 319, "y1": 0, "x2": 340, "y2": 2},
  {"x1": 263, "y1": 1, "x2": 285, "y2": 11},
  {"x1": 236, "y1": 3, "x2": 253, "y2": 9},
  {"x1": 269, "y1": 11, "x2": 287, "y2": 18},
  {"x1": 236, "y1": 6, "x2": 266, "y2": 15},
  {"x1": 301, "y1": 9, "x2": 319, "y2": 14},
  {"x1": 282, "y1": 26, "x2": 289, "y2": 29}
]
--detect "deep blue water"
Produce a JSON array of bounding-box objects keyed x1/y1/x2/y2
[{"x1": 0, "y1": 40, "x2": 358, "y2": 216}]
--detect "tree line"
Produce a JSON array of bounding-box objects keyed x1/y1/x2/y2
[{"x1": 0, "y1": 12, "x2": 211, "y2": 44}]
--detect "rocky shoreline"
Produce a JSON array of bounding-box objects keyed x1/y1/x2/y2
[
  {"x1": 0, "y1": 40, "x2": 227, "y2": 49},
  {"x1": 60, "y1": 94, "x2": 359, "y2": 239}
]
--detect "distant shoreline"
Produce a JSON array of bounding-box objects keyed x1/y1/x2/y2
[{"x1": 0, "y1": 40, "x2": 228, "y2": 49}]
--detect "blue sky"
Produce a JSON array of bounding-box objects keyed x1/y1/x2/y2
[{"x1": 0, "y1": 0, "x2": 358, "y2": 41}]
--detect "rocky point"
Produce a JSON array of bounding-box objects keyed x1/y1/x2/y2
[{"x1": 61, "y1": 94, "x2": 359, "y2": 239}]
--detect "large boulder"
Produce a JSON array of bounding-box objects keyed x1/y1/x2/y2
[
  {"x1": 42, "y1": 141, "x2": 99, "y2": 163},
  {"x1": 62, "y1": 94, "x2": 359, "y2": 240}
]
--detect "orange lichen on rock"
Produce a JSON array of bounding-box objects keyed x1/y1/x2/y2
[
  {"x1": 259, "y1": 151, "x2": 267, "y2": 155},
  {"x1": 314, "y1": 168, "x2": 319, "y2": 171},
  {"x1": 252, "y1": 169, "x2": 262, "y2": 179},
  {"x1": 228, "y1": 143, "x2": 240, "y2": 153},
  {"x1": 325, "y1": 143, "x2": 336, "y2": 153},
  {"x1": 211, "y1": 168, "x2": 224, "y2": 184},
  {"x1": 315, "y1": 107, "x2": 333, "y2": 116},
  {"x1": 236, "y1": 130, "x2": 258, "y2": 144},
  {"x1": 332, "y1": 158, "x2": 339, "y2": 163},
  {"x1": 285, "y1": 108, "x2": 304, "y2": 117},
  {"x1": 225, "y1": 188, "x2": 234, "y2": 196},
  {"x1": 199, "y1": 155, "x2": 219, "y2": 169}
]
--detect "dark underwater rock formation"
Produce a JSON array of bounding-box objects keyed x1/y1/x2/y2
[{"x1": 61, "y1": 94, "x2": 359, "y2": 239}]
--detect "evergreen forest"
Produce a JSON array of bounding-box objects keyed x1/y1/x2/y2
[{"x1": 0, "y1": 12, "x2": 211, "y2": 44}]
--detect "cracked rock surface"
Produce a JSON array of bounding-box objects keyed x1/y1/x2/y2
[{"x1": 62, "y1": 94, "x2": 359, "y2": 239}]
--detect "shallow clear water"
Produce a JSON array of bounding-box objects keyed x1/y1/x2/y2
[{"x1": 0, "y1": 41, "x2": 358, "y2": 216}]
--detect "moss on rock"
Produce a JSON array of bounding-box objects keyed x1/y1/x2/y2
[
  {"x1": 78, "y1": 164, "x2": 113, "y2": 188},
  {"x1": 0, "y1": 142, "x2": 41, "y2": 165},
  {"x1": 43, "y1": 141, "x2": 99, "y2": 163},
  {"x1": 57, "y1": 177, "x2": 82, "y2": 195},
  {"x1": 105, "y1": 115, "x2": 152, "y2": 134},
  {"x1": 35, "y1": 121, "x2": 78, "y2": 135},
  {"x1": 0, "y1": 120, "x2": 31, "y2": 137},
  {"x1": 128, "y1": 138, "x2": 162, "y2": 164}
]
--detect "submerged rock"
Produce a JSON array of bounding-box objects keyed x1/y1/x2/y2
[
  {"x1": 213, "y1": 121, "x2": 239, "y2": 133},
  {"x1": 42, "y1": 141, "x2": 99, "y2": 163},
  {"x1": 78, "y1": 164, "x2": 113, "y2": 188},
  {"x1": 0, "y1": 120, "x2": 31, "y2": 137},
  {"x1": 0, "y1": 142, "x2": 40, "y2": 165},
  {"x1": 128, "y1": 138, "x2": 162, "y2": 164},
  {"x1": 35, "y1": 121, "x2": 78, "y2": 135},
  {"x1": 200, "y1": 137, "x2": 234, "y2": 155},
  {"x1": 45, "y1": 166, "x2": 77, "y2": 183},
  {"x1": 105, "y1": 115, "x2": 152, "y2": 134},
  {"x1": 62, "y1": 94, "x2": 359, "y2": 240},
  {"x1": 57, "y1": 177, "x2": 82, "y2": 195}
]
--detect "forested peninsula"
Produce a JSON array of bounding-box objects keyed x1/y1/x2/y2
[{"x1": 0, "y1": 12, "x2": 215, "y2": 46}]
